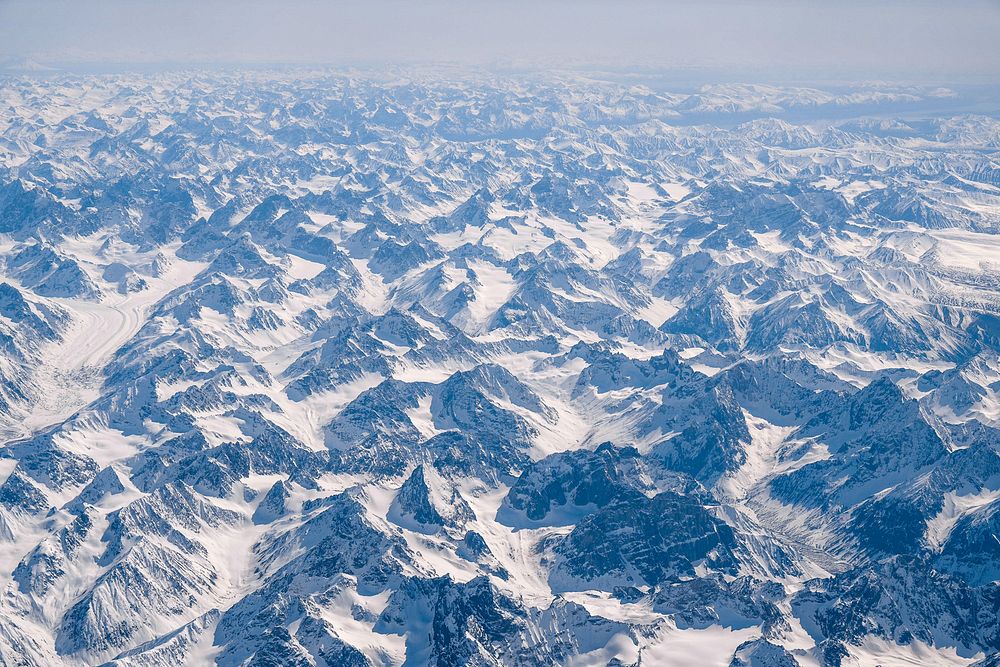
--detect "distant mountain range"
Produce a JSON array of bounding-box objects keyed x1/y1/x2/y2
[{"x1": 0, "y1": 70, "x2": 998, "y2": 666}]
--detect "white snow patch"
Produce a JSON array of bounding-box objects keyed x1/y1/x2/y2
[{"x1": 925, "y1": 488, "x2": 1000, "y2": 551}]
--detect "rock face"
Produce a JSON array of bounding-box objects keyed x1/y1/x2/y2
[
  {"x1": 729, "y1": 638, "x2": 801, "y2": 667},
  {"x1": 0, "y1": 71, "x2": 998, "y2": 667},
  {"x1": 500, "y1": 443, "x2": 648, "y2": 524},
  {"x1": 388, "y1": 464, "x2": 475, "y2": 533},
  {"x1": 791, "y1": 556, "x2": 1000, "y2": 660},
  {"x1": 376, "y1": 575, "x2": 527, "y2": 665},
  {"x1": 551, "y1": 491, "x2": 739, "y2": 590},
  {"x1": 376, "y1": 574, "x2": 648, "y2": 666},
  {"x1": 252, "y1": 479, "x2": 289, "y2": 524},
  {"x1": 770, "y1": 377, "x2": 948, "y2": 508}
]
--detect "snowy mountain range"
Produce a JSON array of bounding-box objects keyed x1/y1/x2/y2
[{"x1": 0, "y1": 69, "x2": 999, "y2": 666}]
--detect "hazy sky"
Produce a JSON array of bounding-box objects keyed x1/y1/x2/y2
[{"x1": 2, "y1": 0, "x2": 999, "y2": 81}]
